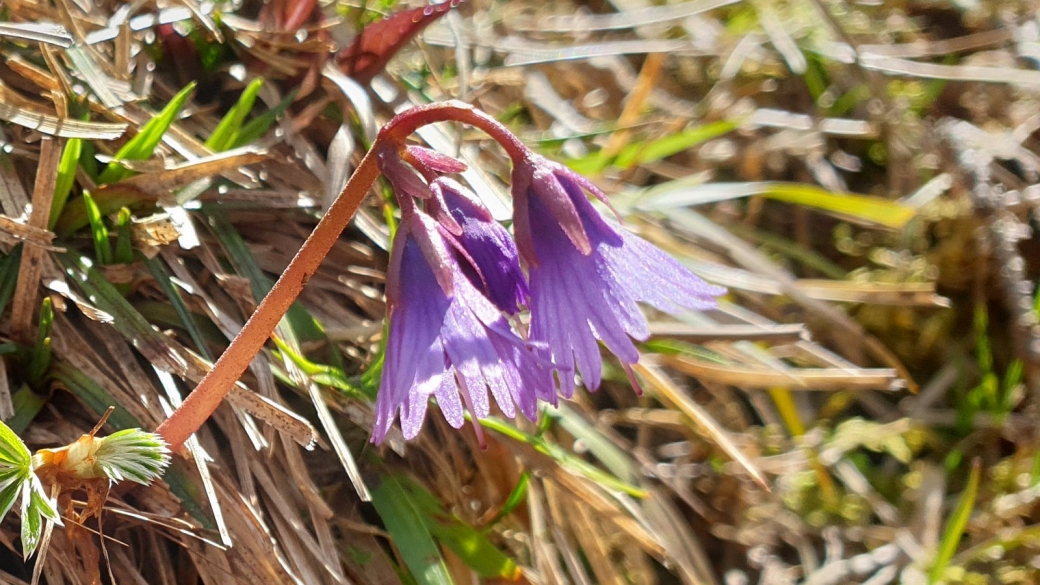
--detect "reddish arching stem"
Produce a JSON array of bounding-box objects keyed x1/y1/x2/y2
[
  {"x1": 155, "y1": 146, "x2": 381, "y2": 450},
  {"x1": 155, "y1": 100, "x2": 530, "y2": 452},
  {"x1": 381, "y1": 100, "x2": 530, "y2": 163}
]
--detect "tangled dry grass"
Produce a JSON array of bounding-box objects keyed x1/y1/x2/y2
[{"x1": 0, "y1": 0, "x2": 1039, "y2": 584}]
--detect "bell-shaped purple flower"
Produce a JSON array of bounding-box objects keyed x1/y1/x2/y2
[
  {"x1": 512, "y1": 156, "x2": 726, "y2": 395},
  {"x1": 372, "y1": 208, "x2": 555, "y2": 444},
  {"x1": 429, "y1": 178, "x2": 528, "y2": 315}
]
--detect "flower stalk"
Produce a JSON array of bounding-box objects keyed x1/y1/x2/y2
[
  {"x1": 155, "y1": 145, "x2": 382, "y2": 451},
  {"x1": 155, "y1": 101, "x2": 498, "y2": 450}
]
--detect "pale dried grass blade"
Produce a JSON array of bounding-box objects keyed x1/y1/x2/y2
[
  {"x1": 528, "y1": 0, "x2": 740, "y2": 32},
  {"x1": 265, "y1": 511, "x2": 321, "y2": 585},
  {"x1": 323, "y1": 122, "x2": 356, "y2": 211},
  {"x1": 108, "y1": 547, "x2": 151, "y2": 585},
  {"x1": 0, "y1": 22, "x2": 72, "y2": 46},
  {"x1": 322, "y1": 62, "x2": 377, "y2": 141},
  {"x1": 795, "y1": 280, "x2": 951, "y2": 307},
  {"x1": 525, "y1": 479, "x2": 568, "y2": 584},
  {"x1": 310, "y1": 504, "x2": 347, "y2": 585},
  {"x1": 277, "y1": 434, "x2": 335, "y2": 519},
  {"x1": 0, "y1": 216, "x2": 64, "y2": 251},
  {"x1": 155, "y1": 373, "x2": 232, "y2": 548},
  {"x1": 502, "y1": 39, "x2": 706, "y2": 67},
  {"x1": 662, "y1": 208, "x2": 916, "y2": 387},
  {"x1": 49, "y1": 315, "x2": 154, "y2": 427},
  {"x1": 0, "y1": 140, "x2": 30, "y2": 215},
  {"x1": 859, "y1": 28, "x2": 1011, "y2": 59},
  {"x1": 178, "y1": 0, "x2": 222, "y2": 41},
  {"x1": 156, "y1": 251, "x2": 319, "y2": 447},
  {"x1": 102, "y1": 504, "x2": 225, "y2": 549},
  {"x1": 543, "y1": 480, "x2": 595, "y2": 585},
  {"x1": 210, "y1": 478, "x2": 305, "y2": 584},
  {"x1": 642, "y1": 491, "x2": 718, "y2": 585},
  {"x1": 524, "y1": 71, "x2": 600, "y2": 135},
  {"x1": 120, "y1": 146, "x2": 267, "y2": 195},
  {"x1": 648, "y1": 322, "x2": 807, "y2": 343},
  {"x1": 293, "y1": 365, "x2": 371, "y2": 501},
  {"x1": 567, "y1": 501, "x2": 625, "y2": 585},
  {"x1": 859, "y1": 52, "x2": 1040, "y2": 87},
  {"x1": 64, "y1": 45, "x2": 130, "y2": 109},
  {"x1": 249, "y1": 459, "x2": 347, "y2": 584},
  {"x1": 635, "y1": 362, "x2": 771, "y2": 492},
  {"x1": 11, "y1": 138, "x2": 61, "y2": 342},
  {"x1": 549, "y1": 469, "x2": 665, "y2": 557},
  {"x1": 93, "y1": 323, "x2": 166, "y2": 420},
  {"x1": 0, "y1": 97, "x2": 127, "y2": 139},
  {"x1": 198, "y1": 189, "x2": 318, "y2": 209},
  {"x1": 84, "y1": 7, "x2": 195, "y2": 44},
  {"x1": 5, "y1": 55, "x2": 62, "y2": 92},
  {"x1": 224, "y1": 385, "x2": 318, "y2": 449},
  {"x1": 661, "y1": 354, "x2": 903, "y2": 391}
]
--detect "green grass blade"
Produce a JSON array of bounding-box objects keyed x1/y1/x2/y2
[
  {"x1": 206, "y1": 77, "x2": 264, "y2": 152},
  {"x1": 757, "y1": 183, "x2": 915, "y2": 229},
  {"x1": 58, "y1": 250, "x2": 186, "y2": 376},
  {"x1": 550, "y1": 404, "x2": 638, "y2": 484},
  {"x1": 0, "y1": 246, "x2": 22, "y2": 317},
  {"x1": 206, "y1": 210, "x2": 328, "y2": 347},
  {"x1": 81, "y1": 191, "x2": 112, "y2": 265},
  {"x1": 142, "y1": 258, "x2": 215, "y2": 361},
  {"x1": 567, "y1": 120, "x2": 739, "y2": 174},
  {"x1": 79, "y1": 137, "x2": 99, "y2": 180},
  {"x1": 360, "y1": 342, "x2": 384, "y2": 396},
  {"x1": 49, "y1": 137, "x2": 83, "y2": 230},
  {"x1": 638, "y1": 181, "x2": 915, "y2": 230},
  {"x1": 930, "y1": 459, "x2": 981, "y2": 584},
  {"x1": 395, "y1": 477, "x2": 520, "y2": 579},
  {"x1": 48, "y1": 361, "x2": 141, "y2": 432},
  {"x1": 615, "y1": 119, "x2": 740, "y2": 169},
  {"x1": 27, "y1": 298, "x2": 53, "y2": 385},
  {"x1": 270, "y1": 336, "x2": 369, "y2": 399},
  {"x1": 231, "y1": 89, "x2": 297, "y2": 148},
  {"x1": 370, "y1": 475, "x2": 454, "y2": 585},
  {"x1": 479, "y1": 415, "x2": 647, "y2": 498},
  {"x1": 54, "y1": 185, "x2": 154, "y2": 236},
  {"x1": 98, "y1": 82, "x2": 196, "y2": 185},
  {"x1": 483, "y1": 471, "x2": 529, "y2": 528},
  {"x1": 6, "y1": 386, "x2": 46, "y2": 435},
  {"x1": 114, "y1": 207, "x2": 134, "y2": 265}
]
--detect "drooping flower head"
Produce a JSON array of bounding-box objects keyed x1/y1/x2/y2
[
  {"x1": 372, "y1": 147, "x2": 554, "y2": 445},
  {"x1": 428, "y1": 178, "x2": 528, "y2": 315},
  {"x1": 369, "y1": 101, "x2": 725, "y2": 443},
  {"x1": 380, "y1": 145, "x2": 528, "y2": 315},
  {"x1": 511, "y1": 155, "x2": 726, "y2": 395}
]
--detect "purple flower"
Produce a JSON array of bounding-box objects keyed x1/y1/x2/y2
[
  {"x1": 371, "y1": 208, "x2": 554, "y2": 445},
  {"x1": 429, "y1": 178, "x2": 528, "y2": 315},
  {"x1": 512, "y1": 156, "x2": 726, "y2": 395}
]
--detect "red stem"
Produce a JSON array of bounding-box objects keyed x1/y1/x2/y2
[
  {"x1": 156, "y1": 147, "x2": 380, "y2": 450},
  {"x1": 155, "y1": 100, "x2": 528, "y2": 451},
  {"x1": 382, "y1": 100, "x2": 529, "y2": 163}
]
